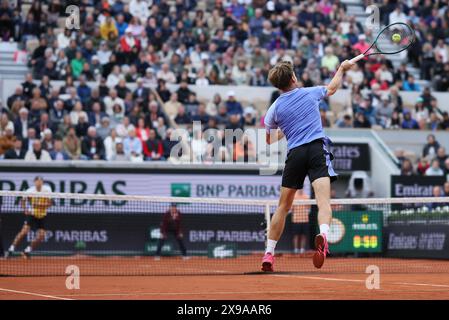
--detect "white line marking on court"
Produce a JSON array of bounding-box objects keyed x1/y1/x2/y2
[
  {"x1": 0, "y1": 287, "x2": 74, "y2": 300},
  {"x1": 272, "y1": 274, "x2": 449, "y2": 289},
  {"x1": 273, "y1": 274, "x2": 365, "y2": 283},
  {"x1": 393, "y1": 282, "x2": 449, "y2": 288},
  {"x1": 55, "y1": 290, "x2": 336, "y2": 297}
]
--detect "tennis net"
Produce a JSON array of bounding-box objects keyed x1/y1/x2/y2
[{"x1": 0, "y1": 190, "x2": 449, "y2": 276}]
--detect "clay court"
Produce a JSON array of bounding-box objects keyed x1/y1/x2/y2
[{"x1": 1, "y1": 255, "x2": 449, "y2": 300}]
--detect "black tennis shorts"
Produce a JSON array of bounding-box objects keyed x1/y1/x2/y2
[
  {"x1": 282, "y1": 138, "x2": 338, "y2": 189},
  {"x1": 24, "y1": 216, "x2": 46, "y2": 230}
]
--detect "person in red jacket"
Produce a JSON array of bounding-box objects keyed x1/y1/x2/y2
[
  {"x1": 143, "y1": 129, "x2": 164, "y2": 160},
  {"x1": 155, "y1": 203, "x2": 187, "y2": 259},
  {"x1": 120, "y1": 27, "x2": 140, "y2": 64},
  {"x1": 120, "y1": 27, "x2": 140, "y2": 53}
]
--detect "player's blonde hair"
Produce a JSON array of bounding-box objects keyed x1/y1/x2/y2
[{"x1": 268, "y1": 61, "x2": 295, "y2": 90}]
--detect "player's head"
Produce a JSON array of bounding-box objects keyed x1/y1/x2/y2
[
  {"x1": 34, "y1": 176, "x2": 44, "y2": 188},
  {"x1": 268, "y1": 61, "x2": 297, "y2": 91}
]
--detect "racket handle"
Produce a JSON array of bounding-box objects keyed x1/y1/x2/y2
[{"x1": 349, "y1": 54, "x2": 365, "y2": 64}]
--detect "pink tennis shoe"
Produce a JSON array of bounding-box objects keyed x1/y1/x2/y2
[
  {"x1": 261, "y1": 252, "x2": 274, "y2": 272},
  {"x1": 313, "y1": 233, "x2": 329, "y2": 269}
]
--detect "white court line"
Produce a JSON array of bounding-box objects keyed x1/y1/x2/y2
[
  {"x1": 273, "y1": 274, "x2": 365, "y2": 283},
  {"x1": 393, "y1": 282, "x2": 449, "y2": 288},
  {"x1": 0, "y1": 287, "x2": 74, "y2": 300},
  {"x1": 273, "y1": 274, "x2": 449, "y2": 289},
  {"x1": 56, "y1": 290, "x2": 336, "y2": 297}
]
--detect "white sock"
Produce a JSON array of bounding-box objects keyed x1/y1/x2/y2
[
  {"x1": 265, "y1": 239, "x2": 277, "y2": 255},
  {"x1": 24, "y1": 246, "x2": 32, "y2": 253},
  {"x1": 319, "y1": 224, "x2": 330, "y2": 237},
  {"x1": 8, "y1": 245, "x2": 15, "y2": 252}
]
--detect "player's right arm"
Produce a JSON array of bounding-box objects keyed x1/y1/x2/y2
[{"x1": 326, "y1": 60, "x2": 354, "y2": 96}]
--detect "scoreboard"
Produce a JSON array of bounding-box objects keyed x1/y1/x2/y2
[{"x1": 328, "y1": 211, "x2": 383, "y2": 253}]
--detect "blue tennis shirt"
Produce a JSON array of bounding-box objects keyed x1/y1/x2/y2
[{"x1": 264, "y1": 86, "x2": 327, "y2": 151}]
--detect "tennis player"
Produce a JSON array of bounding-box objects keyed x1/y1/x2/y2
[
  {"x1": 4, "y1": 176, "x2": 52, "y2": 259},
  {"x1": 261, "y1": 59, "x2": 354, "y2": 271},
  {"x1": 154, "y1": 203, "x2": 188, "y2": 260}
]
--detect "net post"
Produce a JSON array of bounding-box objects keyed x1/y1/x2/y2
[{"x1": 264, "y1": 204, "x2": 271, "y2": 244}]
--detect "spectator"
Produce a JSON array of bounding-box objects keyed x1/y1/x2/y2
[
  {"x1": 174, "y1": 105, "x2": 191, "y2": 125},
  {"x1": 444, "y1": 159, "x2": 449, "y2": 181},
  {"x1": 157, "y1": 63, "x2": 177, "y2": 84},
  {"x1": 402, "y1": 75, "x2": 421, "y2": 92},
  {"x1": 0, "y1": 126, "x2": 15, "y2": 157},
  {"x1": 422, "y1": 134, "x2": 440, "y2": 158},
  {"x1": 143, "y1": 129, "x2": 164, "y2": 161},
  {"x1": 3, "y1": 137, "x2": 25, "y2": 159},
  {"x1": 163, "y1": 92, "x2": 183, "y2": 121},
  {"x1": 225, "y1": 91, "x2": 243, "y2": 115},
  {"x1": 336, "y1": 114, "x2": 353, "y2": 128},
  {"x1": 111, "y1": 141, "x2": 129, "y2": 161},
  {"x1": 104, "y1": 89, "x2": 125, "y2": 116},
  {"x1": 321, "y1": 47, "x2": 339, "y2": 72},
  {"x1": 425, "y1": 159, "x2": 444, "y2": 176},
  {"x1": 14, "y1": 108, "x2": 29, "y2": 139},
  {"x1": 401, "y1": 159, "x2": 414, "y2": 176},
  {"x1": 436, "y1": 147, "x2": 448, "y2": 169},
  {"x1": 417, "y1": 157, "x2": 430, "y2": 176},
  {"x1": 104, "y1": 128, "x2": 119, "y2": 161},
  {"x1": 62, "y1": 126, "x2": 81, "y2": 160},
  {"x1": 24, "y1": 140, "x2": 52, "y2": 161},
  {"x1": 97, "y1": 117, "x2": 112, "y2": 140},
  {"x1": 401, "y1": 110, "x2": 419, "y2": 130},
  {"x1": 443, "y1": 182, "x2": 449, "y2": 197},
  {"x1": 50, "y1": 139, "x2": 70, "y2": 161},
  {"x1": 81, "y1": 126, "x2": 106, "y2": 160},
  {"x1": 123, "y1": 127, "x2": 143, "y2": 161},
  {"x1": 41, "y1": 129, "x2": 54, "y2": 152}
]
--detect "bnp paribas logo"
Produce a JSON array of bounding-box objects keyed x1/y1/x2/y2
[{"x1": 171, "y1": 183, "x2": 191, "y2": 197}]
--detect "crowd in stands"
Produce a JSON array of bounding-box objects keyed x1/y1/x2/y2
[
  {"x1": 397, "y1": 134, "x2": 449, "y2": 186},
  {"x1": 0, "y1": 0, "x2": 449, "y2": 163}
]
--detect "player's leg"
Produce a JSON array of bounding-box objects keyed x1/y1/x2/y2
[
  {"x1": 308, "y1": 138, "x2": 337, "y2": 269},
  {"x1": 155, "y1": 237, "x2": 165, "y2": 260},
  {"x1": 261, "y1": 144, "x2": 308, "y2": 271},
  {"x1": 22, "y1": 227, "x2": 45, "y2": 259},
  {"x1": 312, "y1": 177, "x2": 332, "y2": 268},
  {"x1": 261, "y1": 186, "x2": 296, "y2": 271},
  {"x1": 5, "y1": 224, "x2": 30, "y2": 257},
  {"x1": 176, "y1": 236, "x2": 188, "y2": 259},
  {"x1": 292, "y1": 233, "x2": 299, "y2": 254}
]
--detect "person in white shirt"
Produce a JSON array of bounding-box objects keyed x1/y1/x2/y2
[
  {"x1": 130, "y1": 0, "x2": 150, "y2": 23},
  {"x1": 143, "y1": 68, "x2": 158, "y2": 87},
  {"x1": 25, "y1": 140, "x2": 52, "y2": 161},
  {"x1": 104, "y1": 128, "x2": 120, "y2": 161},
  {"x1": 195, "y1": 69, "x2": 210, "y2": 86},
  {"x1": 4, "y1": 176, "x2": 52, "y2": 259},
  {"x1": 389, "y1": 5, "x2": 407, "y2": 24},
  {"x1": 104, "y1": 89, "x2": 125, "y2": 116},
  {"x1": 425, "y1": 159, "x2": 444, "y2": 176},
  {"x1": 346, "y1": 64, "x2": 364, "y2": 86},
  {"x1": 97, "y1": 41, "x2": 112, "y2": 65},
  {"x1": 106, "y1": 66, "x2": 122, "y2": 88},
  {"x1": 434, "y1": 39, "x2": 448, "y2": 63},
  {"x1": 69, "y1": 101, "x2": 88, "y2": 125},
  {"x1": 156, "y1": 63, "x2": 176, "y2": 84}
]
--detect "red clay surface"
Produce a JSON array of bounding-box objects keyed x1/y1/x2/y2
[{"x1": 1, "y1": 255, "x2": 449, "y2": 300}]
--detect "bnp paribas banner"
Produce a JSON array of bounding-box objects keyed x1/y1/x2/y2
[{"x1": 0, "y1": 172, "x2": 310, "y2": 214}]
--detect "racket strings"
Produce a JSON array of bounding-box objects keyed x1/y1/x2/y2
[{"x1": 375, "y1": 23, "x2": 415, "y2": 54}]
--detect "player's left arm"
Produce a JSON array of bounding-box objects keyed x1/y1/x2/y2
[
  {"x1": 326, "y1": 60, "x2": 354, "y2": 96},
  {"x1": 264, "y1": 102, "x2": 284, "y2": 145},
  {"x1": 266, "y1": 129, "x2": 284, "y2": 145}
]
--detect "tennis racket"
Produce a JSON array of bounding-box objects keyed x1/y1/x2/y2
[{"x1": 349, "y1": 22, "x2": 416, "y2": 64}]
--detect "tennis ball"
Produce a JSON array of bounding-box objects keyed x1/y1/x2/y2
[{"x1": 392, "y1": 33, "x2": 402, "y2": 43}]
